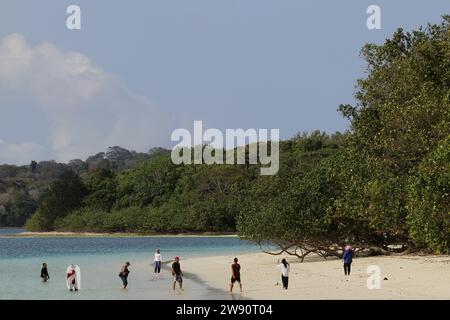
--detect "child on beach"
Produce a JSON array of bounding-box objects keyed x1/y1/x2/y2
[
  {"x1": 230, "y1": 257, "x2": 242, "y2": 293},
  {"x1": 40, "y1": 263, "x2": 50, "y2": 282},
  {"x1": 119, "y1": 261, "x2": 131, "y2": 289},
  {"x1": 154, "y1": 249, "x2": 162, "y2": 274},
  {"x1": 342, "y1": 245, "x2": 354, "y2": 276},
  {"x1": 278, "y1": 258, "x2": 290, "y2": 289},
  {"x1": 172, "y1": 256, "x2": 183, "y2": 291}
]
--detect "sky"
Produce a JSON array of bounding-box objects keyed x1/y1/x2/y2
[{"x1": 0, "y1": 0, "x2": 449, "y2": 165}]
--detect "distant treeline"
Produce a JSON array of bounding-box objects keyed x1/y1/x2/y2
[
  {"x1": 0, "y1": 147, "x2": 169, "y2": 226},
  {"x1": 19, "y1": 17, "x2": 450, "y2": 256}
]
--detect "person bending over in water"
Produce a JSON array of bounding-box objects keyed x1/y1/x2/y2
[
  {"x1": 40, "y1": 263, "x2": 50, "y2": 282},
  {"x1": 119, "y1": 262, "x2": 131, "y2": 289},
  {"x1": 279, "y1": 258, "x2": 290, "y2": 290},
  {"x1": 230, "y1": 257, "x2": 242, "y2": 293},
  {"x1": 342, "y1": 245, "x2": 354, "y2": 276},
  {"x1": 154, "y1": 249, "x2": 162, "y2": 274},
  {"x1": 172, "y1": 256, "x2": 183, "y2": 291}
]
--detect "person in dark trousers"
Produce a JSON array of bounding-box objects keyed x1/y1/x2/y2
[
  {"x1": 342, "y1": 245, "x2": 354, "y2": 276},
  {"x1": 279, "y1": 258, "x2": 290, "y2": 289},
  {"x1": 229, "y1": 257, "x2": 242, "y2": 293},
  {"x1": 40, "y1": 263, "x2": 50, "y2": 282},
  {"x1": 172, "y1": 256, "x2": 183, "y2": 291},
  {"x1": 154, "y1": 249, "x2": 162, "y2": 274},
  {"x1": 119, "y1": 261, "x2": 131, "y2": 289}
]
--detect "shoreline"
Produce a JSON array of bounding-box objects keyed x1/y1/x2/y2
[
  {"x1": 0, "y1": 230, "x2": 239, "y2": 238},
  {"x1": 182, "y1": 252, "x2": 450, "y2": 299}
]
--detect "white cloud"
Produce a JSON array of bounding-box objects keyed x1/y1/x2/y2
[{"x1": 0, "y1": 33, "x2": 171, "y2": 164}]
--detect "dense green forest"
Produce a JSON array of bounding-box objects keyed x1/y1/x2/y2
[
  {"x1": 0, "y1": 147, "x2": 166, "y2": 226},
  {"x1": 11, "y1": 17, "x2": 450, "y2": 256}
]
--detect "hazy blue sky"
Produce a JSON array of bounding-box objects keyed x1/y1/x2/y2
[{"x1": 0, "y1": 0, "x2": 449, "y2": 164}]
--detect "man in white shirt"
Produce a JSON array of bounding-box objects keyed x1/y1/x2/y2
[
  {"x1": 279, "y1": 259, "x2": 290, "y2": 290},
  {"x1": 154, "y1": 249, "x2": 162, "y2": 274}
]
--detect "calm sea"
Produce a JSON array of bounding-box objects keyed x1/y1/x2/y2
[{"x1": 0, "y1": 229, "x2": 260, "y2": 300}]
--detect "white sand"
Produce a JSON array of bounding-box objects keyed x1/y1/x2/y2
[{"x1": 182, "y1": 252, "x2": 450, "y2": 299}]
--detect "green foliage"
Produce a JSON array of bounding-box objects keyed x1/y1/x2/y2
[
  {"x1": 237, "y1": 143, "x2": 343, "y2": 257},
  {"x1": 0, "y1": 191, "x2": 37, "y2": 227},
  {"x1": 84, "y1": 169, "x2": 118, "y2": 211},
  {"x1": 329, "y1": 16, "x2": 450, "y2": 253},
  {"x1": 115, "y1": 154, "x2": 180, "y2": 208},
  {"x1": 25, "y1": 211, "x2": 48, "y2": 232},
  {"x1": 407, "y1": 136, "x2": 450, "y2": 253},
  {"x1": 239, "y1": 17, "x2": 450, "y2": 255},
  {"x1": 35, "y1": 152, "x2": 251, "y2": 233},
  {"x1": 25, "y1": 171, "x2": 87, "y2": 231},
  {"x1": 346, "y1": 17, "x2": 450, "y2": 173},
  {"x1": 1, "y1": 146, "x2": 162, "y2": 227}
]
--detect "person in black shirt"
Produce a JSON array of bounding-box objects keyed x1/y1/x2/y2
[
  {"x1": 119, "y1": 261, "x2": 131, "y2": 289},
  {"x1": 40, "y1": 263, "x2": 50, "y2": 282},
  {"x1": 230, "y1": 257, "x2": 242, "y2": 293},
  {"x1": 172, "y1": 256, "x2": 183, "y2": 291}
]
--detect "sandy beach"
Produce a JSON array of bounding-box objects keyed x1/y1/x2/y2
[{"x1": 183, "y1": 252, "x2": 450, "y2": 299}]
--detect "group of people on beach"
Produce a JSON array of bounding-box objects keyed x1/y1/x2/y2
[
  {"x1": 274, "y1": 245, "x2": 354, "y2": 290},
  {"x1": 38, "y1": 249, "x2": 185, "y2": 292},
  {"x1": 39, "y1": 246, "x2": 355, "y2": 293}
]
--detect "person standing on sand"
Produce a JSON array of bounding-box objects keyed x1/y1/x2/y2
[
  {"x1": 119, "y1": 261, "x2": 131, "y2": 289},
  {"x1": 278, "y1": 258, "x2": 290, "y2": 289},
  {"x1": 342, "y1": 245, "x2": 354, "y2": 276},
  {"x1": 154, "y1": 249, "x2": 162, "y2": 274},
  {"x1": 172, "y1": 256, "x2": 183, "y2": 291},
  {"x1": 40, "y1": 263, "x2": 50, "y2": 282},
  {"x1": 230, "y1": 257, "x2": 242, "y2": 293}
]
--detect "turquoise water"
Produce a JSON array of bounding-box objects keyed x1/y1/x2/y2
[{"x1": 0, "y1": 229, "x2": 260, "y2": 300}]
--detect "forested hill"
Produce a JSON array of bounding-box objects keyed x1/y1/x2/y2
[
  {"x1": 0, "y1": 146, "x2": 169, "y2": 226},
  {"x1": 25, "y1": 132, "x2": 346, "y2": 234}
]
